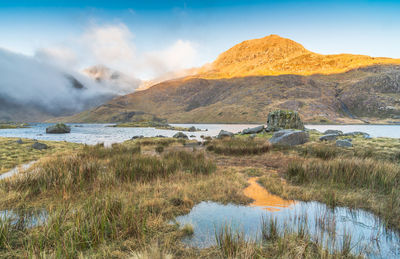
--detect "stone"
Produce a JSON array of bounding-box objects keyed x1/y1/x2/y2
[
  {"x1": 242, "y1": 125, "x2": 265, "y2": 134},
  {"x1": 249, "y1": 134, "x2": 256, "y2": 139},
  {"x1": 155, "y1": 135, "x2": 166, "y2": 138},
  {"x1": 46, "y1": 123, "x2": 71, "y2": 134},
  {"x1": 336, "y1": 140, "x2": 353, "y2": 147},
  {"x1": 173, "y1": 132, "x2": 188, "y2": 139},
  {"x1": 217, "y1": 130, "x2": 234, "y2": 139},
  {"x1": 190, "y1": 135, "x2": 196, "y2": 138},
  {"x1": 266, "y1": 110, "x2": 304, "y2": 132},
  {"x1": 188, "y1": 126, "x2": 198, "y2": 132},
  {"x1": 269, "y1": 130, "x2": 309, "y2": 146},
  {"x1": 32, "y1": 142, "x2": 48, "y2": 150},
  {"x1": 16, "y1": 139, "x2": 24, "y2": 144},
  {"x1": 323, "y1": 129, "x2": 343, "y2": 135},
  {"x1": 319, "y1": 134, "x2": 339, "y2": 141}
]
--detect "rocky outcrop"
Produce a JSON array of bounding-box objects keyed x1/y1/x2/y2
[
  {"x1": 173, "y1": 132, "x2": 188, "y2": 139},
  {"x1": 336, "y1": 140, "x2": 353, "y2": 147},
  {"x1": 46, "y1": 123, "x2": 71, "y2": 134},
  {"x1": 217, "y1": 130, "x2": 234, "y2": 139},
  {"x1": 242, "y1": 125, "x2": 265, "y2": 134},
  {"x1": 266, "y1": 110, "x2": 304, "y2": 132},
  {"x1": 343, "y1": 131, "x2": 371, "y2": 139},
  {"x1": 269, "y1": 130, "x2": 308, "y2": 146}
]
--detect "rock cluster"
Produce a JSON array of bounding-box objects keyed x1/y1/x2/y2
[{"x1": 266, "y1": 110, "x2": 304, "y2": 132}]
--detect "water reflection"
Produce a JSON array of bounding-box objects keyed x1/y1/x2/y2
[
  {"x1": 0, "y1": 208, "x2": 47, "y2": 229},
  {"x1": 175, "y1": 183, "x2": 400, "y2": 258}
]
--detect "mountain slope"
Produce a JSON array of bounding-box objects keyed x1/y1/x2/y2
[
  {"x1": 63, "y1": 65, "x2": 400, "y2": 124},
  {"x1": 64, "y1": 35, "x2": 400, "y2": 124},
  {"x1": 197, "y1": 35, "x2": 400, "y2": 78}
]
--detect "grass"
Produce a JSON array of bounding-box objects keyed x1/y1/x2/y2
[
  {"x1": 0, "y1": 137, "x2": 81, "y2": 174},
  {"x1": 0, "y1": 141, "x2": 250, "y2": 258},
  {"x1": 206, "y1": 137, "x2": 271, "y2": 155},
  {"x1": 1, "y1": 129, "x2": 399, "y2": 258},
  {"x1": 0, "y1": 123, "x2": 29, "y2": 129}
]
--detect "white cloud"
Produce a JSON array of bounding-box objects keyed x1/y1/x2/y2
[{"x1": 34, "y1": 23, "x2": 199, "y2": 81}]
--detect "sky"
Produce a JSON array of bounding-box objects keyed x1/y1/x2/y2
[{"x1": 1, "y1": 0, "x2": 400, "y2": 79}]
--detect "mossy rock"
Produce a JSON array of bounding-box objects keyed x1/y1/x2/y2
[{"x1": 266, "y1": 110, "x2": 304, "y2": 131}]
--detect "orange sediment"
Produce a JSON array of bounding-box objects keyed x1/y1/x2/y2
[{"x1": 243, "y1": 177, "x2": 295, "y2": 211}]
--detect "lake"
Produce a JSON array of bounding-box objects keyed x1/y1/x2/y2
[{"x1": 0, "y1": 123, "x2": 399, "y2": 145}]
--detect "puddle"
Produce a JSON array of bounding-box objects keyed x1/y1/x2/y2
[
  {"x1": 174, "y1": 178, "x2": 400, "y2": 258},
  {"x1": 0, "y1": 208, "x2": 48, "y2": 229},
  {"x1": 0, "y1": 161, "x2": 36, "y2": 181}
]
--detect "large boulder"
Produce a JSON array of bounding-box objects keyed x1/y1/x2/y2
[
  {"x1": 32, "y1": 142, "x2": 48, "y2": 150},
  {"x1": 269, "y1": 130, "x2": 309, "y2": 146},
  {"x1": 319, "y1": 134, "x2": 339, "y2": 141},
  {"x1": 242, "y1": 125, "x2": 265, "y2": 134},
  {"x1": 46, "y1": 123, "x2": 71, "y2": 134},
  {"x1": 173, "y1": 132, "x2": 188, "y2": 139},
  {"x1": 217, "y1": 130, "x2": 234, "y2": 139},
  {"x1": 336, "y1": 140, "x2": 353, "y2": 147},
  {"x1": 266, "y1": 110, "x2": 304, "y2": 132}
]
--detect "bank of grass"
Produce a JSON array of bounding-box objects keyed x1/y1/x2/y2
[
  {"x1": 206, "y1": 137, "x2": 271, "y2": 155},
  {"x1": 0, "y1": 123, "x2": 29, "y2": 129},
  {"x1": 0, "y1": 137, "x2": 81, "y2": 174}
]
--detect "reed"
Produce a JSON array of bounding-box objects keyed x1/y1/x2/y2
[{"x1": 206, "y1": 138, "x2": 271, "y2": 155}]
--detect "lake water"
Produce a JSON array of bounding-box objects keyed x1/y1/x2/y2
[
  {"x1": 0, "y1": 123, "x2": 256, "y2": 145},
  {"x1": 0, "y1": 123, "x2": 399, "y2": 145}
]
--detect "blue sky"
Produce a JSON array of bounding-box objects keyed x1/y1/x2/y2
[{"x1": 1, "y1": 0, "x2": 400, "y2": 79}]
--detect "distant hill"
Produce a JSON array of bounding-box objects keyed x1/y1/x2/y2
[{"x1": 57, "y1": 35, "x2": 400, "y2": 124}]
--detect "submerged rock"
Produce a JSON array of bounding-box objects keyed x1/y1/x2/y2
[
  {"x1": 269, "y1": 130, "x2": 308, "y2": 146},
  {"x1": 32, "y1": 142, "x2": 48, "y2": 150},
  {"x1": 266, "y1": 110, "x2": 304, "y2": 132},
  {"x1": 217, "y1": 130, "x2": 234, "y2": 139},
  {"x1": 242, "y1": 125, "x2": 265, "y2": 134},
  {"x1": 173, "y1": 132, "x2": 188, "y2": 139},
  {"x1": 46, "y1": 123, "x2": 71, "y2": 134},
  {"x1": 336, "y1": 140, "x2": 353, "y2": 147},
  {"x1": 319, "y1": 134, "x2": 339, "y2": 141},
  {"x1": 324, "y1": 129, "x2": 343, "y2": 135}
]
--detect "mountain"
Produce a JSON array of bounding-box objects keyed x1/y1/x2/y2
[
  {"x1": 197, "y1": 34, "x2": 400, "y2": 78},
  {"x1": 61, "y1": 35, "x2": 400, "y2": 124}
]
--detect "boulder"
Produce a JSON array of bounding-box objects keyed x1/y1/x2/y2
[
  {"x1": 217, "y1": 130, "x2": 234, "y2": 139},
  {"x1": 16, "y1": 139, "x2": 24, "y2": 144},
  {"x1": 319, "y1": 134, "x2": 339, "y2": 141},
  {"x1": 46, "y1": 123, "x2": 71, "y2": 134},
  {"x1": 190, "y1": 135, "x2": 196, "y2": 138},
  {"x1": 249, "y1": 134, "x2": 256, "y2": 139},
  {"x1": 269, "y1": 130, "x2": 309, "y2": 146},
  {"x1": 173, "y1": 132, "x2": 188, "y2": 139},
  {"x1": 336, "y1": 140, "x2": 353, "y2": 147},
  {"x1": 266, "y1": 110, "x2": 304, "y2": 132},
  {"x1": 323, "y1": 129, "x2": 343, "y2": 135},
  {"x1": 155, "y1": 135, "x2": 166, "y2": 138},
  {"x1": 32, "y1": 142, "x2": 48, "y2": 150},
  {"x1": 242, "y1": 125, "x2": 265, "y2": 134}
]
